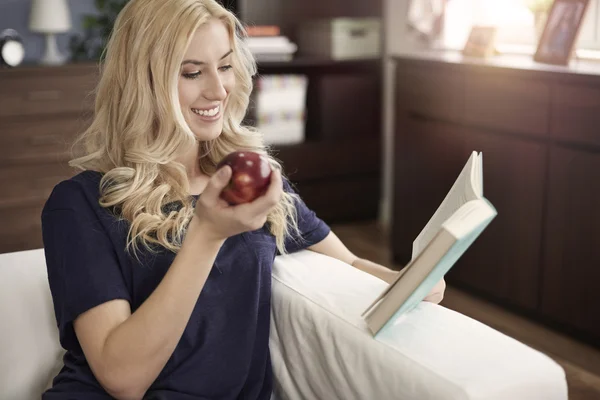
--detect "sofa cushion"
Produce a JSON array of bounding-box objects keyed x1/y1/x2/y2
[
  {"x1": 269, "y1": 250, "x2": 568, "y2": 400},
  {"x1": 0, "y1": 248, "x2": 65, "y2": 400}
]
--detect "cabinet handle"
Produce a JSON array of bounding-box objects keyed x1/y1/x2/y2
[
  {"x1": 27, "y1": 90, "x2": 62, "y2": 101},
  {"x1": 349, "y1": 28, "x2": 367, "y2": 38}
]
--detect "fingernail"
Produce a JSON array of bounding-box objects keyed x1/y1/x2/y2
[{"x1": 218, "y1": 167, "x2": 228, "y2": 178}]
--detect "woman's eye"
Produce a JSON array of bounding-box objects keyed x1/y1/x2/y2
[
  {"x1": 219, "y1": 65, "x2": 233, "y2": 72},
  {"x1": 183, "y1": 71, "x2": 201, "y2": 79}
]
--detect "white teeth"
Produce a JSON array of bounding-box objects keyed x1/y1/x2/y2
[{"x1": 192, "y1": 106, "x2": 219, "y2": 117}]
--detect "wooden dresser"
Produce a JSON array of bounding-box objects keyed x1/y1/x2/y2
[
  {"x1": 0, "y1": 64, "x2": 98, "y2": 254},
  {"x1": 0, "y1": 59, "x2": 381, "y2": 255},
  {"x1": 392, "y1": 51, "x2": 600, "y2": 347}
]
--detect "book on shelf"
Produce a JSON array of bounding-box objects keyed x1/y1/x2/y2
[
  {"x1": 362, "y1": 151, "x2": 497, "y2": 338},
  {"x1": 248, "y1": 75, "x2": 308, "y2": 146},
  {"x1": 246, "y1": 25, "x2": 281, "y2": 37},
  {"x1": 244, "y1": 26, "x2": 297, "y2": 62}
]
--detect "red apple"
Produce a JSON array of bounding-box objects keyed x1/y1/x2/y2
[{"x1": 216, "y1": 151, "x2": 272, "y2": 205}]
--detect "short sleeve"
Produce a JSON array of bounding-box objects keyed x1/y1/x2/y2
[
  {"x1": 282, "y1": 179, "x2": 331, "y2": 254},
  {"x1": 41, "y1": 181, "x2": 131, "y2": 349}
]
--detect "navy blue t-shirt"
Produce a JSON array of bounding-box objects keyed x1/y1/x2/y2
[{"x1": 41, "y1": 170, "x2": 330, "y2": 400}]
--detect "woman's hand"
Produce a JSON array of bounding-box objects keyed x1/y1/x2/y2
[
  {"x1": 423, "y1": 278, "x2": 446, "y2": 304},
  {"x1": 191, "y1": 165, "x2": 283, "y2": 242}
]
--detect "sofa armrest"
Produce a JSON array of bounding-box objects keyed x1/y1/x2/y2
[
  {"x1": 270, "y1": 250, "x2": 568, "y2": 400},
  {"x1": 0, "y1": 249, "x2": 65, "y2": 400}
]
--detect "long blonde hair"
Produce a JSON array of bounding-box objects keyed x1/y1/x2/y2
[{"x1": 70, "y1": 0, "x2": 300, "y2": 256}]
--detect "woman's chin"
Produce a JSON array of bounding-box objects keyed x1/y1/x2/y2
[{"x1": 191, "y1": 122, "x2": 223, "y2": 142}]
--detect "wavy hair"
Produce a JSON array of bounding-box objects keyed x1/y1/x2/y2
[{"x1": 70, "y1": 0, "x2": 300, "y2": 257}]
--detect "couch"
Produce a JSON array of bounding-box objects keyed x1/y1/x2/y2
[{"x1": 0, "y1": 248, "x2": 568, "y2": 400}]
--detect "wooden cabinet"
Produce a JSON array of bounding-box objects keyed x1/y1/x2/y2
[
  {"x1": 392, "y1": 118, "x2": 468, "y2": 263},
  {"x1": 254, "y1": 58, "x2": 382, "y2": 222},
  {"x1": 542, "y1": 147, "x2": 600, "y2": 341},
  {"x1": 448, "y1": 129, "x2": 546, "y2": 312},
  {"x1": 394, "y1": 118, "x2": 546, "y2": 312},
  {"x1": 395, "y1": 64, "x2": 465, "y2": 122},
  {"x1": 551, "y1": 84, "x2": 600, "y2": 147},
  {"x1": 464, "y1": 73, "x2": 550, "y2": 137},
  {"x1": 393, "y1": 54, "x2": 600, "y2": 347},
  {"x1": 0, "y1": 64, "x2": 98, "y2": 254},
  {"x1": 240, "y1": 0, "x2": 383, "y2": 221}
]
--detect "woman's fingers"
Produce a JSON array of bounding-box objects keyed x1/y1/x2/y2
[
  {"x1": 236, "y1": 168, "x2": 283, "y2": 216},
  {"x1": 200, "y1": 166, "x2": 232, "y2": 207}
]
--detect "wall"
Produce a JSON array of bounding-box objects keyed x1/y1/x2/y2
[
  {"x1": 380, "y1": 0, "x2": 410, "y2": 229},
  {"x1": 0, "y1": 0, "x2": 97, "y2": 63}
]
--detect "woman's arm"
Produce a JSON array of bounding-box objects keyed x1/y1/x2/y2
[
  {"x1": 307, "y1": 231, "x2": 397, "y2": 284},
  {"x1": 74, "y1": 218, "x2": 224, "y2": 400},
  {"x1": 307, "y1": 231, "x2": 445, "y2": 302}
]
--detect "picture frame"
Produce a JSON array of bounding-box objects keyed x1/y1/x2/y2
[
  {"x1": 462, "y1": 26, "x2": 498, "y2": 58},
  {"x1": 534, "y1": 0, "x2": 590, "y2": 65}
]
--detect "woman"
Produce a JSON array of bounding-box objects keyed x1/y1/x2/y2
[{"x1": 41, "y1": 0, "x2": 445, "y2": 399}]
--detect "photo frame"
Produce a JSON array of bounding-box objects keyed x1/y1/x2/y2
[
  {"x1": 462, "y1": 26, "x2": 498, "y2": 58},
  {"x1": 534, "y1": 0, "x2": 590, "y2": 65}
]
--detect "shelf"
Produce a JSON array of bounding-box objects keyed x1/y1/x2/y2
[{"x1": 256, "y1": 57, "x2": 381, "y2": 75}]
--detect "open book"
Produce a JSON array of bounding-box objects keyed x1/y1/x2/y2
[{"x1": 362, "y1": 151, "x2": 497, "y2": 337}]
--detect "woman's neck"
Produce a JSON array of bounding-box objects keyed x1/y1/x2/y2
[{"x1": 177, "y1": 141, "x2": 210, "y2": 195}]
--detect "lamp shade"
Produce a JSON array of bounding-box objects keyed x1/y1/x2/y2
[{"x1": 29, "y1": 0, "x2": 72, "y2": 33}]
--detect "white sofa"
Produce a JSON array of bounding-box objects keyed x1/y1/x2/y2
[{"x1": 1, "y1": 248, "x2": 568, "y2": 400}]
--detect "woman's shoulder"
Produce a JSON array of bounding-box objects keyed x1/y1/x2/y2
[{"x1": 43, "y1": 170, "x2": 105, "y2": 214}]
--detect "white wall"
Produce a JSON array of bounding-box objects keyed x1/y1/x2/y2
[{"x1": 379, "y1": 0, "x2": 412, "y2": 229}]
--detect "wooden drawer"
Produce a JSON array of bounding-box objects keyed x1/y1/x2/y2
[
  {"x1": 0, "y1": 66, "x2": 97, "y2": 118},
  {"x1": 551, "y1": 84, "x2": 600, "y2": 147},
  {"x1": 0, "y1": 163, "x2": 75, "y2": 209},
  {"x1": 0, "y1": 203, "x2": 45, "y2": 253},
  {"x1": 395, "y1": 64, "x2": 465, "y2": 122},
  {"x1": 0, "y1": 117, "x2": 87, "y2": 164},
  {"x1": 465, "y1": 74, "x2": 550, "y2": 137}
]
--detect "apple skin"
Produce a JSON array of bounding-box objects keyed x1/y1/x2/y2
[{"x1": 216, "y1": 151, "x2": 273, "y2": 205}]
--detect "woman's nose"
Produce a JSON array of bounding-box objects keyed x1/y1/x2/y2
[{"x1": 204, "y1": 74, "x2": 227, "y2": 101}]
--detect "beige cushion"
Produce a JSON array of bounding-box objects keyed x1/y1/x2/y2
[{"x1": 0, "y1": 249, "x2": 65, "y2": 400}]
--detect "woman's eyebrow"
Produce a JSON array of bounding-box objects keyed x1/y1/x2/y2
[{"x1": 181, "y1": 49, "x2": 233, "y2": 66}]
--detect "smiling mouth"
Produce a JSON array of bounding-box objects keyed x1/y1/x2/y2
[{"x1": 192, "y1": 105, "x2": 220, "y2": 117}]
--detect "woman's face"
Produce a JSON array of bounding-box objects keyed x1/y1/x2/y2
[{"x1": 178, "y1": 19, "x2": 235, "y2": 141}]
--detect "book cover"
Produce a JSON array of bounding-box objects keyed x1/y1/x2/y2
[{"x1": 362, "y1": 152, "x2": 497, "y2": 337}]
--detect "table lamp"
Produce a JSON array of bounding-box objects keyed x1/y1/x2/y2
[{"x1": 29, "y1": 0, "x2": 72, "y2": 65}]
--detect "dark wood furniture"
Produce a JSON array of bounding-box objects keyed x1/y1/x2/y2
[
  {"x1": 0, "y1": 0, "x2": 382, "y2": 255},
  {"x1": 392, "y1": 51, "x2": 600, "y2": 347},
  {"x1": 0, "y1": 60, "x2": 380, "y2": 255},
  {"x1": 242, "y1": 0, "x2": 383, "y2": 221},
  {"x1": 0, "y1": 64, "x2": 98, "y2": 254},
  {"x1": 257, "y1": 58, "x2": 381, "y2": 222}
]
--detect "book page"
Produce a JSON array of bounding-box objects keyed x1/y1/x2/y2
[
  {"x1": 411, "y1": 151, "x2": 482, "y2": 259},
  {"x1": 443, "y1": 198, "x2": 497, "y2": 239}
]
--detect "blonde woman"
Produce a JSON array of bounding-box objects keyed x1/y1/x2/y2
[{"x1": 41, "y1": 0, "x2": 445, "y2": 399}]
